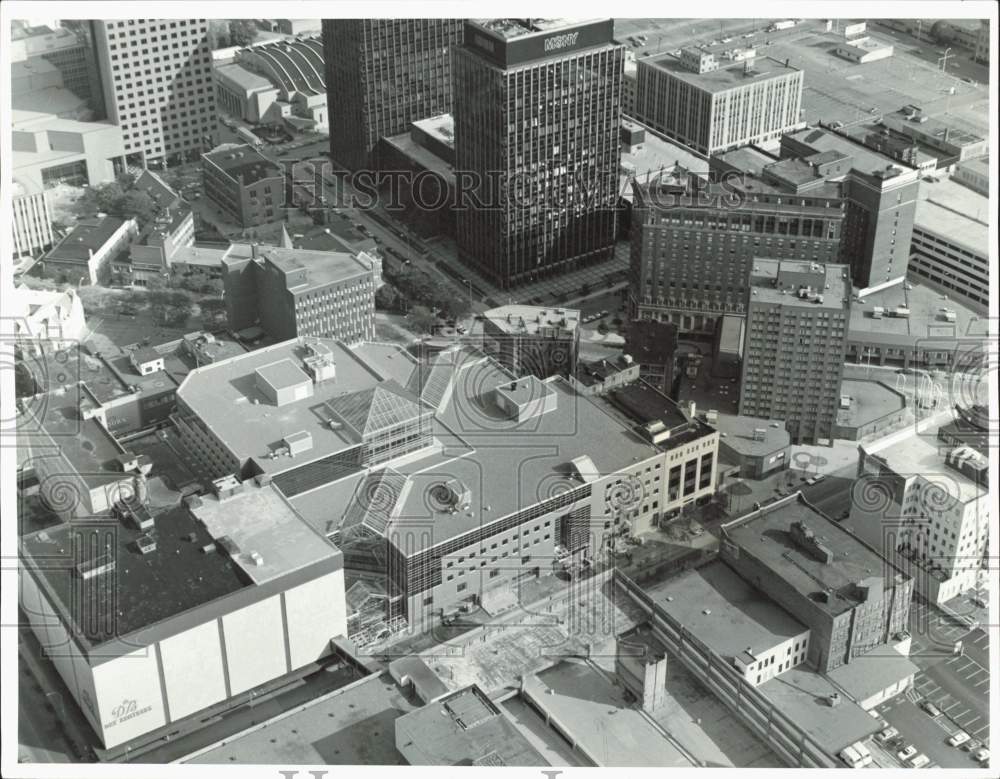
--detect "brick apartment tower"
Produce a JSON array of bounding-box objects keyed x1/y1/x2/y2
[
  {"x1": 629, "y1": 160, "x2": 845, "y2": 335},
  {"x1": 739, "y1": 260, "x2": 851, "y2": 446},
  {"x1": 322, "y1": 19, "x2": 463, "y2": 172},
  {"x1": 452, "y1": 19, "x2": 623, "y2": 290}
]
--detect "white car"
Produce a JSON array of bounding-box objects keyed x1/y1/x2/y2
[
  {"x1": 948, "y1": 731, "x2": 970, "y2": 747},
  {"x1": 876, "y1": 727, "x2": 899, "y2": 743},
  {"x1": 910, "y1": 754, "x2": 930, "y2": 768},
  {"x1": 973, "y1": 748, "x2": 989, "y2": 764},
  {"x1": 897, "y1": 745, "x2": 917, "y2": 761}
]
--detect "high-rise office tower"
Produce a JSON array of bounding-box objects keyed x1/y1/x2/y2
[
  {"x1": 739, "y1": 260, "x2": 851, "y2": 446},
  {"x1": 629, "y1": 148, "x2": 845, "y2": 334},
  {"x1": 92, "y1": 19, "x2": 216, "y2": 167},
  {"x1": 452, "y1": 19, "x2": 623, "y2": 290},
  {"x1": 322, "y1": 19, "x2": 463, "y2": 171}
]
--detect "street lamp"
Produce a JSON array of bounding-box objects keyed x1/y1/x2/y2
[{"x1": 462, "y1": 278, "x2": 473, "y2": 312}]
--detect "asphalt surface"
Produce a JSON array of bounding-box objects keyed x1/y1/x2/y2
[{"x1": 796, "y1": 464, "x2": 856, "y2": 518}]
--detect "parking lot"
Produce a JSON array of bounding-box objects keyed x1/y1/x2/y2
[{"x1": 762, "y1": 27, "x2": 989, "y2": 132}]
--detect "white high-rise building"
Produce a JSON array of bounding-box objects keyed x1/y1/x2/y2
[
  {"x1": 92, "y1": 19, "x2": 216, "y2": 166},
  {"x1": 848, "y1": 424, "x2": 990, "y2": 604}
]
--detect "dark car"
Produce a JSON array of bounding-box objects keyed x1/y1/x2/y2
[{"x1": 919, "y1": 700, "x2": 942, "y2": 717}]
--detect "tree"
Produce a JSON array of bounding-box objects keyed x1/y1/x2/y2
[
  {"x1": 228, "y1": 19, "x2": 257, "y2": 47},
  {"x1": 200, "y1": 278, "x2": 224, "y2": 297},
  {"x1": 375, "y1": 283, "x2": 402, "y2": 312},
  {"x1": 207, "y1": 19, "x2": 230, "y2": 49},
  {"x1": 408, "y1": 305, "x2": 437, "y2": 334},
  {"x1": 118, "y1": 190, "x2": 158, "y2": 225},
  {"x1": 438, "y1": 296, "x2": 471, "y2": 321}
]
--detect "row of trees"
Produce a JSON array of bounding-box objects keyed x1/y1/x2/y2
[
  {"x1": 207, "y1": 19, "x2": 258, "y2": 50},
  {"x1": 376, "y1": 257, "x2": 471, "y2": 327},
  {"x1": 73, "y1": 173, "x2": 160, "y2": 226}
]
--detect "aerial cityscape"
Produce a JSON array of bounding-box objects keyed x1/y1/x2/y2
[{"x1": 3, "y1": 5, "x2": 996, "y2": 776}]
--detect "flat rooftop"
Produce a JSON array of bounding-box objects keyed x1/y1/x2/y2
[
  {"x1": 836, "y1": 379, "x2": 905, "y2": 429},
  {"x1": 469, "y1": 18, "x2": 602, "y2": 40},
  {"x1": 24, "y1": 389, "x2": 130, "y2": 491},
  {"x1": 19, "y1": 505, "x2": 248, "y2": 650},
  {"x1": 604, "y1": 380, "x2": 689, "y2": 430},
  {"x1": 785, "y1": 126, "x2": 917, "y2": 179},
  {"x1": 884, "y1": 109, "x2": 984, "y2": 148},
  {"x1": 749, "y1": 259, "x2": 851, "y2": 311},
  {"x1": 396, "y1": 684, "x2": 549, "y2": 766},
  {"x1": 759, "y1": 666, "x2": 881, "y2": 753},
  {"x1": 290, "y1": 351, "x2": 662, "y2": 547},
  {"x1": 722, "y1": 493, "x2": 909, "y2": 617},
  {"x1": 574, "y1": 355, "x2": 635, "y2": 388},
  {"x1": 715, "y1": 414, "x2": 790, "y2": 456},
  {"x1": 259, "y1": 246, "x2": 374, "y2": 289},
  {"x1": 483, "y1": 304, "x2": 580, "y2": 335},
  {"x1": 523, "y1": 660, "x2": 694, "y2": 766},
  {"x1": 620, "y1": 125, "x2": 709, "y2": 201},
  {"x1": 215, "y1": 62, "x2": 278, "y2": 92},
  {"x1": 862, "y1": 427, "x2": 986, "y2": 505},
  {"x1": 177, "y1": 339, "x2": 418, "y2": 476},
  {"x1": 838, "y1": 36, "x2": 892, "y2": 54},
  {"x1": 645, "y1": 560, "x2": 808, "y2": 662},
  {"x1": 45, "y1": 216, "x2": 127, "y2": 263},
  {"x1": 412, "y1": 113, "x2": 455, "y2": 147},
  {"x1": 824, "y1": 644, "x2": 920, "y2": 704},
  {"x1": 29, "y1": 345, "x2": 133, "y2": 404},
  {"x1": 204, "y1": 144, "x2": 282, "y2": 185},
  {"x1": 848, "y1": 280, "x2": 984, "y2": 345},
  {"x1": 646, "y1": 54, "x2": 799, "y2": 93},
  {"x1": 190, "y1": 671, "x2": 414, "y2": 764},
  {"x1": 188, "y1": 483, "x2": 339, "y2": 585},
  {"x1": 914, "y1": 176, "x2": 989, "y2": 255}
]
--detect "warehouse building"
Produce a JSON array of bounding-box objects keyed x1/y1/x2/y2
[
  {"x1": 202, "y1": 144, "x2": 284, "y2": 228},
  {"x1": 19, "y1": 479, "x2": 346, "y2": 750},
  {"x1": 634, "y1": 49, "x2": 803, "y2": 155},
  {"x1": 720, "y1": 494, "x2": 913, "y2": 673}
]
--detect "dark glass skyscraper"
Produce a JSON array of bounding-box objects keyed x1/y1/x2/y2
[
  {"x1": 453, "y1": 19, "x2": 623, "y2": 290},
  {"x1": 322, "y1": 19, "x2": 463, "y2": 171}
]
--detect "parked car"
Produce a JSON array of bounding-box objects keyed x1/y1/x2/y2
[
  {"x1": 876, "y1": 727, "x2": 899, "y2": 743},
  {"x1": 948, "y1": 731, "x2": 970, "y2": 747},
  {"x1": 972, "y1": 748, "x2": 989, "y2": 764},
  {"x1": 897, "y1": 745, "x2": 917, "y2": 762},
  {"x1": 919, "y1": 700, "x2": 942, "y2": 717},
  {"x1": 910, "y1": 754, "x2": 929, "y2": 768}
]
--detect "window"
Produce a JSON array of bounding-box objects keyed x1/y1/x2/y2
[{"x1": 457, "y1": 582, "x2": 467, "y2": 592}]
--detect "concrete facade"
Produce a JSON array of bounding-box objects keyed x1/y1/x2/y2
[
  {"x1": 634, "y1": 52, "x2": 803, "y2": 155},
  {"x1": 93, "y1": 19, "x2": 216, "y2": 164}
]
